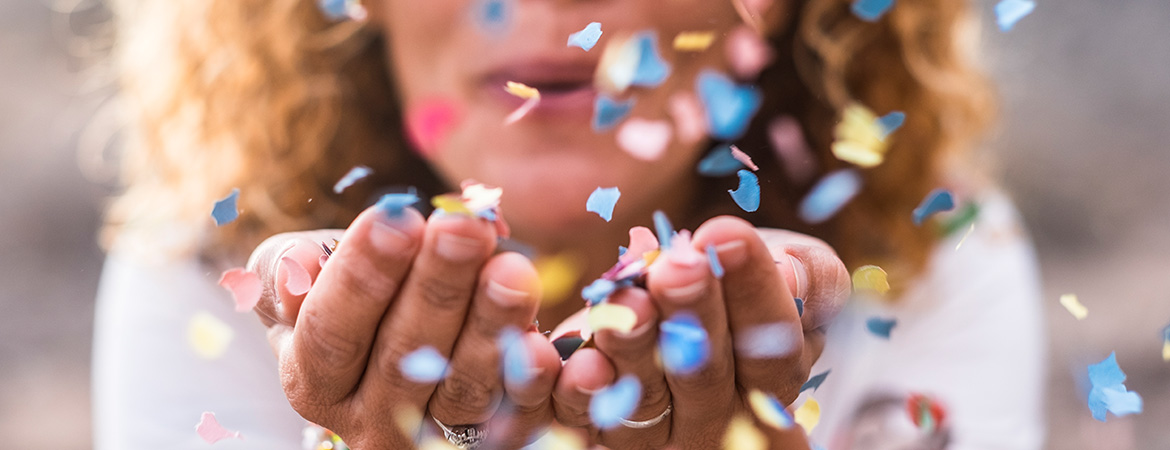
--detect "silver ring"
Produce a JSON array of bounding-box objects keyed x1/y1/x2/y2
[
  {"x1": 432, "y1": 417, "x2": 489, "y2": 450},
  {"x1": 618, "y1": 403, "x2": 672, "y2": 429}
]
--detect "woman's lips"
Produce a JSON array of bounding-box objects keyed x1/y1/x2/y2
[{"x1": 481, "y1": 60, "x2": 599, "y2": 118}]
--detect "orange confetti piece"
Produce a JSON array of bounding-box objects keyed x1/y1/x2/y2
[
  {"x1": 673, "y1": 31, "x2": 716, "y2": 51},
  {"x1": 504, "y1": 81, "x2": 540, "y2": 100}
]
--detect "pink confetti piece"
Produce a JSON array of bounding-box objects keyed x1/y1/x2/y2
[
  {"x1": 729, "y1": 145, "x2": 759, "y2": 171},
  {"x1": 768, "y1": 116, "x2": 817, "y2": 184},
  {"x1": 668, "y1": 92, "x2": 708, "y2": 144},
  {"x1": 218, "y1": 268, "x2": 261, "y2": 313},
  {"x1": 405, "y1": 98, "x2": 461, "y2": 158},
  {"x1": 195, "y1": 412, "x2": 242, "y2": 444},
  {"x1": 280, "y1": 256, "x2": 312, "y2": 296},
  {"x1": 617, "y1": 118, "x2": 672, "y2": 161},
  {"x1": 621, "y1": 226, "x2": 659, "y2": 265},
  {"x1": 725, "y1": 26, "x2": 773, "y2": 80}
]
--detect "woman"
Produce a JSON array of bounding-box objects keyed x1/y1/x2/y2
[{"x1": 93, "y1": 0, "x2": 1044, "y2": 448}]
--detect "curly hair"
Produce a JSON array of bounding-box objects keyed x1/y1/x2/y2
[{"x1": 103, "y1": 0, "x2": 994, "y2": 288}]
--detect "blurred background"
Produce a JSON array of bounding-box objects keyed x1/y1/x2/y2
[{"x1": 0, "y1": 0, "x2": 1166, "y2": 448}]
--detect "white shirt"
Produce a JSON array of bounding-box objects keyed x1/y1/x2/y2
[{"x1": 92, "y1": 193, "x2": 1045, "y2": 449}]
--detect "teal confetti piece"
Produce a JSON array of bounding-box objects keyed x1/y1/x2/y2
[
  {"x1": 794, "y1": 297, "x2": 804, "y2": 317},
  {"x1": 995, "y1": 0, "x2": 1035, "y2": 32},
  {"x1": 375, "y1": 189, "x2": 419, "y2": 219},
  {"x1": 706, "y1": 244, "x2": 724, "y2": 278},
  {"x1": 801, "y1": 369, "x2": 831, "y2": 393},
  {"x1": 1087, "y1": 351, "x2": 1143, "y2": 421},
  {"x1": 729, "y1": 169, "x2": 761, "y2": 213},
  {"x1": 660, "y1": 312, "x2": 710, "y2": 374},
  {"x1": 317, "y1": 0, "x2": 349, "y2": 20},
  {"x1": 582, "y1": 279, "x2": 617, "y2": 305},
  {"x1": 586, "y1": 187, "x2": 621, "y2": 222},
  {"x1": 696, "y1": 70, "x2": 762, "y2": 140},
  {"x1": 630, "y1": 31, "x2": 671, "y2": 88},
  {"x1": 877, "y1": 111, "x2": 905, "y2": 139},
  {"x1": 913, "y1": 188, "x2": 956, "y2": 226},
  {"x1": 852, "y1": 0, "x2": 895, "y2": 22},
  {"x1": 333, "y1": 165, "x2": 373, "y2": 194},
  {"x1": 400, "y1": 346, "x2": 448, "y2": 383},
  {"x1": 697, "y1": 144, "x2": 745, "y2": 177},
  {"x1": 589, "y1": 375, "x2": 642, "y2": 429},
  {"x1": 592, "y1": 95, "x2": 635, "y2": 131},
  {"x1": 472, "y1": 0, "x2": 512, "y2": 34},
  {"x1": 499, "y1": 327, "x2": 533, "y2": 386},
  {"x1": 653, "y1": 210, "x2": 674, "y2": 251},
  {"x1": 866, "y1": 316, "x2": 896, "y2": 339},
  {"x1": 567, "y1": 22, "x2": 603, "y2": 51},
  {"x1": 211, "y1": 188, "x2": 240, "y2": 226},
  {"x1": 799, "y1": 169, "x2": 862, "y2": 224}
]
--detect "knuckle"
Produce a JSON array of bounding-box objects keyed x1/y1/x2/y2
[
  {"x1": 673, "y1": 359, "x2": 733, "y2": 393},
  {"x1": 433, "y1": 367, "x2": 500, "y2": 418},
  {"x1": 416, "y1": 276, "x2": 468, "y2": 309},
  {"x1": 333, "y1": 254, "x2": 401, "y2": 299},
  {"x1": 298, "y1": 307, "x2": 367, "y2": 369}
]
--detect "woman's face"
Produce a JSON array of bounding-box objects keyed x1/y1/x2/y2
[{"x1": 370, "y1": 1, "x2": 745, "y2": 249}]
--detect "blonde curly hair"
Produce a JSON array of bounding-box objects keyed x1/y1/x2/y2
[{"x1": 103, "y1": 0, "x2": 994, "y2": 286}]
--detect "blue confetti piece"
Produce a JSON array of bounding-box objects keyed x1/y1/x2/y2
[
  {"x1": 592, "y1": 95, "x2": 635, "y2": 132},
  {"x1": 799, "y1": 169, "x2": 863, "y2": 224},
  {"x1": 1088, "y1": 352, "x2": 1127, "y2": 387},
  {"x1": 567, "y1": 22, "x2": 603, "y2": 51},
  {"x1": 866, "y1": 317, "x2": 896, "y2": 339},
  {"x1": 912, "y1": 188, "x2": 956, "y2": 226},
  {"x1": 652, "y1": 210, "x2": 674, "y2": 251},
  {"x1": 472, "y1": 0, "x2": 512, "y2": 34},
  {"x1": 877, "y1": 111, "x2": 905, "y2": 139},
  {"x1": 995, "y1": 0, "x2": 1035, "y2": 32},
  {"x1": 696, "y1": 70, "x2": 762, "y2": 141},
  {"x1": 211, "y1": 188, "x2": 240, "y2": 226},
  {"x1": 1087, "y1": 352, "x2": 1143, "y2": 421},
  {"x1": 729, "y1": 169, "x2": 761, "y2": 213},
  {"x1": 629, "y1": 31, "x2": 671, "y2": 88},
  {"x1": 696, "y1": 144, "x2": 745, "y2": 177},
  {"x1": 317, "y1": 0, "x2": 349, "y2": 20},
  {"x1": 852, "y1": 0, "x2": 895, "y2": 22},
  {"x1": 589, "y1": 375, "x2": 642, "y2": 429},
  {"x1": 586, "y1": 187, "x2": 621, "y2": 222},
  {"x1": 706, "y1": 244, "x2": 724, "y2": 278},
  {"x1": 400, "y1": 346, "x2": 448, "y2": 383},
  {"x1": 794, "y1": 297, "x2": 804, "y2": 317},
  {"x1": 375, "y1": 189, "x2": 420, "y2": 219},
  {"x1": 333, "y1": 165, "x2": 373, "y2": 194},
  {"x1": 801, "y1": 369, "x2": 831, "y2": 393},
  {"x1": 618, "y1": 246, "x2": 628, "y2": 257},
  {"x1": 582, "y1": 279, "x2": 617, "y2": 305},
  {"x1": 659, "y1": 312, "x2": 710, "y2": 375},
  {"x1": 499, "y1": 327, "x2": 533, "y2": 386}
]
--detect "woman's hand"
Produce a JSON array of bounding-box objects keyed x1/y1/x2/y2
[
  {"x1": 246, "y1": 204, "x2": 562, "y2": 449},
  {"x1": 550, "y1": 216, "x2": 850, "y2": 449}
]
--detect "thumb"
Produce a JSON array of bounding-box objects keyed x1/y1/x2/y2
[{"x1": 246, "y1": 230, "x2": 343, "y2": 327}]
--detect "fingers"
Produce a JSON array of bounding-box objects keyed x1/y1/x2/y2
[
  {"x1": 487, "y1": 331, "x2": 563, "y2": 449},
  {"x1": 692, "y1": 216, "x2": 806, "y2": 405},
  {"x1": 361, "y1": 212, "x2": 498, "y2": 406},
  {"x1": 282, "y1": 205, "x2": 426, "y2": 415},
  {"x1": 429, "y1": 252, "x2": 541, "y2": 424},
  {"x1": 552, "y1": 348, "x2": 617, "y2": 428},
  {"x1": 247, "y1": 230, "x2": 341, "y2": 328},
  {"x1": 780, "y1": 243, "x2": 850, "y2": 332},
  {"x1": 593, "y1": 288, "x2": 672, "y2": 448}
]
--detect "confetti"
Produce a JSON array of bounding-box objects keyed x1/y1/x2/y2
[
  {"x1": 617, "y1": 118, "x2": 672, "y2": 161},
  {"x1": 430, "y1": 181, "x2": 509, "y2": 237},
  {"x1": 195, "y1": 412, "x2": 242, "y2": 444},
  {"x1": 729, "y1": 169, "x2": 761, "y2": 213},
  {"x1": 955, "y1": 223, "x2": 976, "y2": 250},
  {"x1": 801, "y1": 369, "x2": 831, "y2": 393},
  {"x1": 535, "y1": 253, "x2": 581, "y2": 304},
  {"x1": 725, "y1": 26, "x2": 773, "y2": 80},
  {"x1": 995, "y1": 0, "x2": 1035, "y2": 32},
  {"x1": 723, "y1": 416, "x2": 767, "y2": 450},
  {"x1": 877, "y1": 111, "x2": 906, "y2": 139},
  {"x1": 913, "y1": 189, "x2": 956, "y2": 226},
  {"x1": 748, "y1": 390, "x2": 795, "y2": 430},
  {"x1": 589, "y1": 303, "x2": 639, "y2": 334},
  {"x1": 592, "y1": 95, "x2": 635, "y2": 132},
  {"x1": 333, "y1": 165, "x2": 373, "y2": 194},
  {"x1": 729, "y1": 145, "x2": 759, "y2": 171},
  {"x1": 376, "y1": 190, "x2": 420, "y2": 219},
  {"x1": 866, "y1": 317, "x2": 897, "y2": 339},
  {"x1": 218, "y1": 268, "x2": 261, "y2": 312},
  {"x1": 211, "y1": 188, "x2": 240, "y2": 226},
  {"x1": 400, "y1": 346, "x2": 449, "y2": 383},
  {"x1": 552, "y1": 333, "x2": 586, "y2": 360},
  {"x1": 582, "y1": 278, "x2": 618, "y2": 306},
  {"x1": 567, "y1": 22, "x2": 603, "y2": 51},
  {"x1": 528, "y1": 425, "x2": 586, "y2": 450},
  {"x1": 622, "y1": 226, "x2": 660, "y2": 265},
  {"x1": 735, "y1": 322, "x2": 798, "y2": 359},
  {"x1": 317, "y1": 0, "x2": 365, "y2": 21},
  {"x1": 1059, "y1": 294, "x2": 1088, "y2": 320},
  {"x1": 597, "y1": 35, "x2": 640, "y2": 93},
  {"x1": 668, "y1": 92, "x2": 708, "y2": 144},
  {"x1": 630, "y1": 31, "x2": 671, "y2": 88},
  {"x1": 799, "y1": 169, "x2": 862, "y2": 224},
  {"x1": 1162, "y1": 325, "x2": 1170, "y2": 362},
  {"x1": 832, "y1": 103, "x2": 890, "y2": 168},
  {"x1": 280, "y1": 256, "x2": 312, "y2": 296},
  {"x1": 472, "y1": 0, "x2": 512, "y2": 34},
  {"x1": 188, "y1": 311, "x2": 234, "y2": 360},
  {"x1": 906, "y1": 393, "x2": 947, "y2": 433},
  {"x1": 852, "y1": 0, "x2": 895, "y2": 22},
  {"x1": 673, "y1": 31, "x2": 716, "y2": 51},
  {"x1": 653, "y1": 210, "x2": 675, "y2": 251},
  {"x1": 660, "y1": 312, "x2": 710, "y2": 374},
  {"x1": 706, "y1": 244, "x2": 724, "y2": 278},
  {"x1": 794, "y1": 297, "x2": 804, "y2": 317},
  {"x1": 504, "y1": 82, "x2": 541, "y2": 124},
  {"x1": 586, "y1": 187, "x2": 621, "y2": 222},
  {"x1": 697, "y1": 144, "x2": 746, "y2": 177},
  {"x1": 1087, "y1": 352, "x2": 1143, "y2": 421},
  {"x1": 589, "y1": 375, "x2": 642, "y2": 429},
  {"x1": 793, "y1": 396, "x2": 821, "y2": 433},
  {"x1": 406, "y1": 98, "x2": 461, "y2": 157},
  {"x1": 500, "y1": 328, "x2": 534, "y2": 386},
  {"x1": 768, "y1": 116, "x2": 817, "y2": 184},
  {"x1": 852, "y1": 265, "x2": 890, "y2": 295},
  {"x1": 697, "y1": 70, "x2": 762, "y2": 140}
]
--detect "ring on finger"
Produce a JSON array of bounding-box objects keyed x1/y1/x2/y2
[
  {"x1": 432, "y1": 416, "x2": 490, "y2": 449},
  {"x1": 618, "y1": 402, "x2": 672, "y2": 429}
]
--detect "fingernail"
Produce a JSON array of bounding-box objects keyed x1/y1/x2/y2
[
  {"x1": 486, "y1": 280, "x2": 529, "y2": 308},
  {"x1": 664, "y1": 279, "x2": 708, "y2": 303},
  {"x1": 787, "y1": 254, "x2": 809, "y2": 299},
  {"x1": 576, "y1": 385, "x2": 599, "y2": 396},
  {"x1": 616, "y1": 320, "x2": 655, "y2": 339},
  {"x1": 715, "y1": 240, "x2": 748, "y2": 270},
  {"x1": 369, "y1": 220, "x2": 414, "y2": 254},
  {"x1": 435, "y1": 232, "x2": 483, "y2": 262}
]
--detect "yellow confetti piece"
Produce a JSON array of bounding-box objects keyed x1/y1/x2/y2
[
  {"x1": 504, "y1": 81, "x2": 540, "y2": 100},
  {"x1": 831, "y1": 103, "x2": 888, "y2": 168},
  {"x1": 747, "y1": 389, "x2": 794, "y2": 430},
  {"x1": 793, "y1": 396, "x2": 821, "y2": 433},
  {"x1": 955, "y1": 223, "x2": 976, "y2": 250},
  {"x1": 1059, "y1": 294, "x2": 1088, "y2": 320},
  {"x1": 392, "y1": 405, "x2": 424, "y2": 438},
  {"x1": 1162, "y1": 339, "x2": 1170, "y2": 362},
  {"x1": 642, "y1": 249, "x2": 660, "y2": 266},
  {"x1": 673, "y1": 31, "x2": 716, "y2": 51},
  {"x1": 535, "y1": 253, "x2": 581, "y2": 305},
  {"x1": 418, "y1": 437, "x2": 458, "y2": 450},
  {"x1": 187, "y1": 311, "x2": 234, "y2": 360},
  {"x1": 431, "y1": 194, "x2": 472, "y2": 215},
  {"x1": 530, "y1": 425, "x2": 586, "y2": 450},
  {"x1": 723, "y1": 415, "x2": 767, "y2": 450},
  {"x1": 588, "y1": 303, "x2": 638, "y2": 334},
  {"x1": 852, "y1": 265, "x2": 890, "y2": 296}
]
